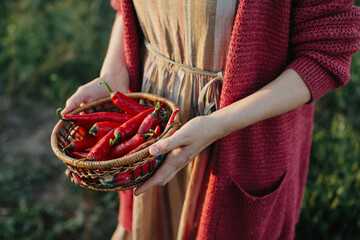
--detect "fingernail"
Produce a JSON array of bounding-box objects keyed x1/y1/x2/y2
[{"x1": 150, "y1": 146, "x2": 160, "y2": 156}]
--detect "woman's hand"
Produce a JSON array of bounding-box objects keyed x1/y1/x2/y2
[
  {"x1": 134, "y1": 115, "x2": 226, "y2": 196},
  {"x1": 61, "y1": 72, "x2": 129, "y2": 115}
]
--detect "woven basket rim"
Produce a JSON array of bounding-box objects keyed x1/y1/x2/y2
[{"x1": 51, "y1": 92, "x2": 180, "y2": 169}]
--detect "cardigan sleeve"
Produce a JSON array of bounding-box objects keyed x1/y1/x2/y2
[
  {"x1": 109, "y1": 0, "x2": 143, "y2": 92},
  {"x1": 286, "y1": 0, "x2": 360, "y2": 102}
]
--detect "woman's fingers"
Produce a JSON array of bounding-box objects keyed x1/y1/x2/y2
[
  {"x1": 149, "y1": 131, "x2": 185, "y2": 157},
  {"x1": 134, "y1": 117, "x2": 209, "y2": 195},
  {"x1": 61, "y1": 75, "x2": 130, "y2": 115},
  {"x1": 135, "y1": 124, "x2": 208, "y2": 195},
  {"x1": 148, "y1": 117, "x2": 198, "y2": 157},
  {"x1": 61, "y1": 78, "x2": 108, "y2": 115},
  {"x1": 134, "y1": 147, "x2": 189, "y2": 196},
  {"x1": 62, "y1": 93, "x2": 86, "y2": 115},
  {"x1": 134, "y1": 136, "x2": 185, "y2": 195}
]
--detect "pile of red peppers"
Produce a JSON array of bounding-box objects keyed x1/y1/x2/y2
[{"x1": 57, "y1": 81, "x2": 180, "y2": 187}]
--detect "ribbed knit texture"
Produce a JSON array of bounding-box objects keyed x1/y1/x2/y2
[
  {"x1": 111, "y1": 0, "x2": 360, "y2": 239},
  {"x1": 111, "y1": 0, "x2": 143, "y2": 92}
]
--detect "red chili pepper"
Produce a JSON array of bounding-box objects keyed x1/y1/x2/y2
[
  {"x1": 70, "y1": 151, "x2": 89, "y2": 159},
  {"x1": 142, "y1": 162, "x2": 150, "y2": 175},
  {"x1": 159, "y1": 108, "x2": 180, "y2": 134},
  {"x1": 112, "y1": 165, "x2": 145, "y2": 186},
  {"x1": 125, "y1": 138, "x2": 157, "y2": 156},
  {"x1": 108, "y1": 132, "x2": 154, "y2": 159},
  {"x1": 133, "y1": 166, "x2": 142, "y2": 178},
  {"x1": 125, "y1": 122, "x2": 181, "y2": 156},
  {"x1": 141, "y1": 158, "x2": 157, "y2": 174},
  {"x1": 89, "y1": 121, "x2": 122, "y2": 138},
  {"x1": 99, "y1": 81, "x2": 147, "y2": 115},
  {"x1": 56, "y1": 108, "x2": 133, "y2": 128},
  {"x1": 72, "y1": 126, "x2": 90, "y2": 140},
  {"x1": 71, "y1": 172, "x2": 82, "y2": 185},
  {"x1": 63, "y1": 137, "x2": 98, "y2": 153},
  {"x1": 137, "y1": 102, "x2": 163, "y2": 135},
  {"x1": 110, "y1": 106, "x2": 156, "y2": 146},
  {"x1": 164, "y1": 108, "x2": 180, "y2": 131},
  {"x1": 65, "y1": 169, "x2": 82, "y2": 185},
  {"x1": 87, "y1": 128, "x2": 117, "y2": 161},
  {"x1": 158, "y1": 111, "x2": 169, "y2": 132},
  {"x1": 113, "y1": 171, "x2": 132, "y2": 185}
]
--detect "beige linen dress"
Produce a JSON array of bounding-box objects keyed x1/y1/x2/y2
[{"x1": 124, "y1": 1, "x2": 237, "y2": 239}]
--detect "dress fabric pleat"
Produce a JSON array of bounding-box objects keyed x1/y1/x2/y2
[{"x1": 122, "y1": 0, "x2": 237, "y2": 239}]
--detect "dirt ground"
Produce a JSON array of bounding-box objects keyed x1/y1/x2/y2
[
  {"x1": 0, "y1": 96, "x2": 58, "y2": 163},
  {"x1": 0, "y1": 95, "x2": 68, "y2": 200}
]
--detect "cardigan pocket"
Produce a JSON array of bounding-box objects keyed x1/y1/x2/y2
[{"x1": 216, "y1": 171, "x2": 289, "y2": 240}]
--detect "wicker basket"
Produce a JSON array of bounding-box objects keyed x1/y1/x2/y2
[{"x1": 51, "y1": 93, "x2": 180, "y2": 192}]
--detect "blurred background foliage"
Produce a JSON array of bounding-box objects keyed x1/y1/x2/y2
[
  {"x1": 0, "y1": 0, "x2": 360, "y2": 239},
  {"x1": 0, "y1": 1, "x2": 118, "y2": 240},
  {"x1": 0, "y1": 0, "x2": 114, "y2": 106}
]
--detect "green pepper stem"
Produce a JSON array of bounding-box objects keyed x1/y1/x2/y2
[
  {"x1": 142, "y1": 131, "x2": 155, "y2": 138},
  {"x1": 63, "y1": 144, "x2": 73, "y2": 153},
  {"x1": 158, "y1": 111, "x2": 169, "y2": 123},
  {"x1": 98, "y1": 81, "x2": 113, "y2": 95},
  {"x1": 109, "y1": 132, "x2": 121, "y2": 146},
  {"x1": 158, "y1": 122, "x2": 181, "y2": 140},
  {"x1": 56, "y1": 108, "x2": 75, "y2": 123},
  {"x1": 89, "y1": 125, "x2": 98, "y2": 135},
  {"x1": 150, "y1": 102, "x2": 161, "y2": 118}
]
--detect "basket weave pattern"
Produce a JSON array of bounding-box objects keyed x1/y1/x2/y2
[{"x1": 51, "y1": 93, "x2": 180, "y2": 191}]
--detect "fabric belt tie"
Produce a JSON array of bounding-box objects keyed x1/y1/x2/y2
[{"x1": 144, "y1": 40, "x2": 223, "y2": 116}]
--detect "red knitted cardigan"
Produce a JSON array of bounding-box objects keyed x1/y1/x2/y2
[{"x1": 111, "y1": 0, "x2": 360, "y2": 239}]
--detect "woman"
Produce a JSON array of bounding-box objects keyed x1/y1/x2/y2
[{"x1": 62, "y1": 0, "x2": 360, "y2": 239}]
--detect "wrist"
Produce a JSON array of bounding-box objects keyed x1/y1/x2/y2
[
  {"x1": 100, "y1": 66, "x2": 129, "y2": 91},
  {"x1": 201, "y1": 113, "x2": 231, "y2": 141},
  {"x1": 100, "y1": 56, "x2": 127, "y2": 77}
]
